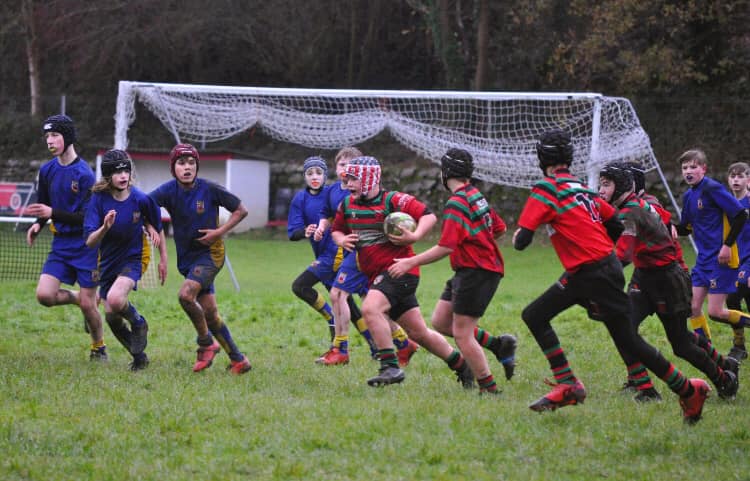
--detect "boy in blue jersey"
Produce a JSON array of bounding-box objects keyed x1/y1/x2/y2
[
  {"x1": 24, "y1": 115, "x2": 106, "y2": 361},
  {"x1": 676, "y1": 149, "x2": 750, "y2": 349},
  {"x1": 288, "y1": 156, "x2": 340, "y2": 344},
  {"x1": 725, "y1": 162, "x2": 750, "y2": 361},
  {"x1": 313, "y1": 147, "x2": 418, "y2": 366},
  {"x1": 150, "y1": 144, "x2": 252, "y2": 374},
  {"x1": 84, "y1": 150, "x2": 166, "y2": 371}
]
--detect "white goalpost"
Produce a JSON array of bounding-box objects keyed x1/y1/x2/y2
[{"x1": 113, "y1": 81, "x2": 680, "y2": 213}]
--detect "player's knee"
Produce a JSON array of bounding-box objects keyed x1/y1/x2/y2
[
  {"x1": 78, "y1": 295, "x2": 97, "y2": 313},
  {"x1": 107, "y1": 294, "x2": 128, "y2": 313},
  {"x1": 36, "y1": 291, "x2": 56, "y2": 307}
]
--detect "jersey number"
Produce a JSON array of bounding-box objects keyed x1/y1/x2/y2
[{"x1": 574, "y1": 193, "x2": 602, "y2": 222}]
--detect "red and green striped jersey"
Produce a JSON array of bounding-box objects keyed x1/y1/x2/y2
[
  {"x1": 615, "y1": 193, "x2": 679, "y2": 268},
  {"x1": 518, "y1": 168, "x2": 616, "y2": 273},
  {"x1": 438, "y1": 183, "x2": 505, "y2": 274},
  {"x1": 332, "y1": 190, "x2": 429, "y2": 282}
]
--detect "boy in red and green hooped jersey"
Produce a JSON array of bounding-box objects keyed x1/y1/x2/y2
[
  {"x1": 513, "y1": 128, "x2": 710, "y2": 424},
  {"x1": 331, "y1": 156, "x2": 473, "y2": 388},
  {"x1": 598, "y1": 162, "x2": 738, "y2": 402},
  {"x1": 389, "y1": 148, "x2": 517, "y2": 394}
]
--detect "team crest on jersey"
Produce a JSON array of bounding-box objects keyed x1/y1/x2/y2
[
  {"x1": 710, "y1": 278, "x2": 717, "y2": 289},
  {"x1": 697, "y1": 198, "x2": 703, "y2": 210},
  {"x1": 740, "y1": 270, "x2": 746, "y2": 280},
  {"x1": 337, "y1": 272, "x2": 348, "y2": 284},
  {"x1": 91, "y1": 270, "x2": 100, "y2": 283},
  {"x1": 132, "y1": 211, "x2": 141, "y2": 223},
  {"x1": 196, "y1": 200, "x2": 205, "y2": 214},
  {"x1": 310, "y1": 260, "x2": 320, "y2": 268},
  {"x1": 71, "y1": 180, "x2": 79, "y2": 193},
  {"x1": 193, "y1": 265, "x2": 203, "y2": 276},
  {"x1": 373, "y1": 274, "x2": 384, "y2": 285}
]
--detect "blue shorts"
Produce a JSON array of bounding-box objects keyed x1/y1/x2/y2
[
  {"x1": 42, "y1": 246, "x2": 98, "y2": 288},
  {"x1": 332, "y1": 252, "x2": 368, "y2": 297},
  {"x1": 185, "y1": 262, "x2": 220, "y2": 296},
  {"x1": 306, "y1": 248, "x2": 343, "y2": 290},
  {"x1": 691, "y1": 264, "x2": 737, "y2": 294},
  {"x1": 99, "y1": 258, "x2": 143, "y2": 299}
]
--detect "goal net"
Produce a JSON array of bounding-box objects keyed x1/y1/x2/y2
[{"x1": 114, "y1": 82, "x2": 664, "y2": 192}]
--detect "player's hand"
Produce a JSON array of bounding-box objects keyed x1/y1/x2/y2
[
  {"x1": 305, "y1": 224, "x2": 317, "y2": 238},
  {"x1": 23, "y1": 203, "x2": 52, "y2": 219},
  {"x1": 158, "y1": 261, "x2": 167, "y2": 285},
  {"x1": 340, "y1": 233, "x2": 359, "y2": 252},
  {"x1": 26, "y1": 223, "x2": 40, "y2": 246},
  {"x1": 313, "y1": 225, "x2": 325, "y2": 241},
  {"x1": 388, "y1": 229, "x2": 417, "y2": 246},
  {"x1": 388, "y1": 257, "x2": 414, "y2": 278},
  {"x1": 670, "y1": 224, "x2": 678, "y2": 241},
  {"x1": 145, "y1": 224, "x2": 161, "y2": 248},
  {"x1": 718, "y1": 244, "x2": 731, "y2": 265},
  {"x1": 196, "y1": 228, "x2": 221, "y2": 245},
  {"x1": 103, "y1": 210, "x2": 117, "y2": 229}
]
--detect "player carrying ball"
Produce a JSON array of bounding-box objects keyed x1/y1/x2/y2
[{"x1": 331, "y1": 156, "x2": 473, "y2": 388}]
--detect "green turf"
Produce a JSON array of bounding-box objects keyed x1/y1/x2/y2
[{"x1": 0, "y1": 237, "x2": 747, "y2": 480}]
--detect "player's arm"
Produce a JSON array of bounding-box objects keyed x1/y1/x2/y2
[
  {"x1": 596, "y1": 197, "x2": 624, "y2": 243},
  {"x1": 287, "y1": 192, "x2": 307, "y2": 241},
  {"x1": 388, "y1": 244, "x2": 452, "y2": 278},
  {"x1": 331, "y1": 207, "x2": 357, "y2": 252},
  {"x1": 86, "y1": 210, "x2": 116, "y2": 248},
  {"x1": 156, "y1": 229, "x2": 168, "y2": 285}
]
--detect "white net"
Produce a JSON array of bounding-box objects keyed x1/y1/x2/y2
[{"x1": 115, "y1": 82, "x2": 658, "y2": 189}]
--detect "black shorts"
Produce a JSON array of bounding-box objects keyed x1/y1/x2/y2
[
  {"x1": 440, "y1": 268, "x2": 501, "y2": 317},
  {"x1": 370, "y1": 272, "x2": 420, "y2": 320},
  {"x1": 629, "y1": 263, "x2": 692, "y2": 318},
  {"x1": 523, "y1": 253, "x2": 630, "y2": 324}
]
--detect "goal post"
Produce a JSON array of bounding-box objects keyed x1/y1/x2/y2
[{"x1": 114, "y1": 80, "x2": 679, "y2": 213}]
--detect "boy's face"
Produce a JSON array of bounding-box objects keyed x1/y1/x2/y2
[
  {"x1": 681, "y1": 160, "x2": 706, "y2": 186},
  {"x1": 728, "y1": 170, "x2": 749, "y2": 195},
  {"x1": 304, "y1": 166, "x2": 325, "y2": 190},
  {"x1": 335, "y1": 157, "x2": 351, "y2": 179},
  {"x1": 598, "y1": 177, "x2": 615, "y2": 203},
  {"x1": 174, "y1": 157, "x2": 197, "y2": 185},
  {"x1": 110, "y1": 170, "x2": 131, "y2": 191},
  {"x1": 45, "y1": 132, "x2": 64, "y2": 156}
]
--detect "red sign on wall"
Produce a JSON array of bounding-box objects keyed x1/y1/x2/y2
[{"x1": 0, "y1": 182, "x2": 36, "y2": 216}]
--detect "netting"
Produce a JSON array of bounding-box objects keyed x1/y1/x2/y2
[
  {"x1": 115, "y1": 82, "x2": 659, "y2": 189},
  {"x1": 0, "y1": 216, "x2": 159, "y2": 287},
  {"x1": 0, "y1": 217, "x2": 50, "y2": 281}
]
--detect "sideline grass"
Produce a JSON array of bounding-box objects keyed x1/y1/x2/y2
[{"x1": 0, "y1": 238, "x2": 748, "y2": 480}]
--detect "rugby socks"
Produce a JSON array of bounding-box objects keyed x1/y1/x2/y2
[
  {"x1": 123, "y1": 302, "x2": 145, "y2": 327},
  {"x1": 445, "y1": 350, "x2": 466, "y2": 370},
  {"x1": 312, "y1": 294, "x2": 336, "y2": 340},
  {"x1": 691, "y1": 332, "x2": 728, "y2": 367},
  {"x1": 478, "y1": 374, "x2": 498, "y2": 393},
  {"x1": 377, "y1": 348, "x2": 399, "y2": 369},
  {"x1": 689, "y1": 313, "x2": 712, "y2": 339},
  {"x1": 474, "y1": 327, "x2": 494, "y2": 347},
  {"x1": 627, "y1": 362, "x2": 655, "y2": 391},
  {"x1": 333, "y1": 335, "x2": 349, "y2": 355},
  {"x1": 391, "y1": 326, "x2": 409, "y2": 350},
  {"x1": 353, "y1": 317, "x2": 377, "y2": 356},
  {"x1": 544, "y1": 344, "x2": 577, "y2": 385},
  {"x1": 733, "y1": 327, "x2": 746, "y2": 350},
  {"x1": 659, "y1": 364, "x2": 693, "y2": 397},
  {"x1": 726, "y1": 309, "x2": 750, "y2": 328},
  {"x1": 209, "y1": 317, "x2": 243, "y2": 362}
]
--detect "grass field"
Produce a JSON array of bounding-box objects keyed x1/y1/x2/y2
[{"x1": 1, "y1": 236, "x2": 748, "y2": 480}]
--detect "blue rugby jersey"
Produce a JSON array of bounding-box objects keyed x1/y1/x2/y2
[
  {"x1": 84, "y1": 187, "x2": 162, "y2": 280},
  {"x1": 36, "y1": 156, "x2": 95, "y2": 250},
  {"x1": 320, "y1": 181, "x2": 350, "y2": 220},
  {"x1": 149, "y1": 178, "x2": 241, "y2": 275},
  {"x1": 288, "y1": 185, "x2": 337, "y2": 260},
  {"x1": 679, "y1": 176, "x2": 744, "y2": 270}
]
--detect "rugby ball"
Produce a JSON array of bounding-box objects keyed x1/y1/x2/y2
[{"x1": 383, "y1": 212, "x2": 417, "y2": 236}]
